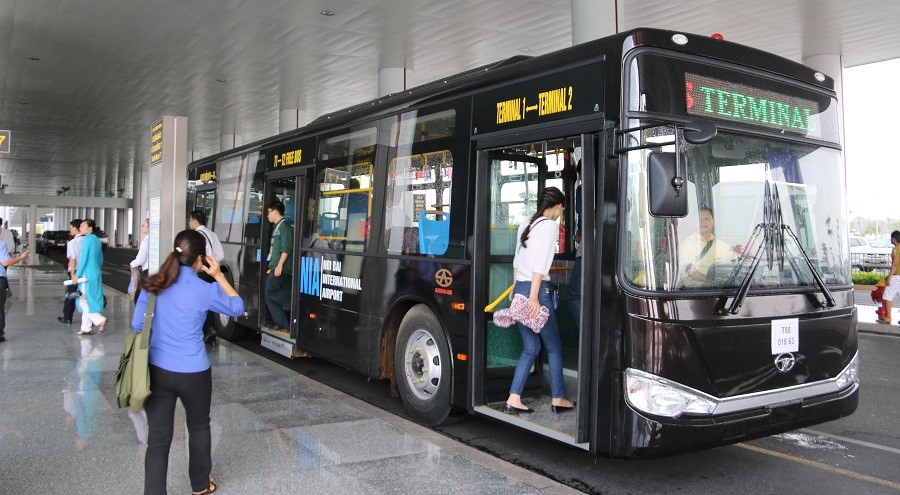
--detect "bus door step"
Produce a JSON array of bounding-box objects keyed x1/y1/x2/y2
[{"x1": 260, "y1": 328, "x2": 296, "y2": 358}]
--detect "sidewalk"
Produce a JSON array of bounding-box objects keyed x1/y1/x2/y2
[
  {"x1": 854, "y1": 303, "x2": 900, "y2": 336},
  {"x1": 0, "y1": 257, "x2": 579, "y2": 495}
]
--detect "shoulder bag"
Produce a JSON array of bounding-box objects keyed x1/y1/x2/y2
[{"x1": 115, "y1": 293, "x2": 156, "y2": 411}]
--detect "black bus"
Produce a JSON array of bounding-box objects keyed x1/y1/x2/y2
[{"x1": 186, "y1": 28, "x2": 858, "y2": 457}]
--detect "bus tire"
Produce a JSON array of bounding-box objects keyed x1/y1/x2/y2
[
  {"x1": 395, "y1": 304, "x2": 454, "y2": 426},
  {"x1": 212, "y1": 310, "x2": 247, "y2": 341},
  {"x1": 210, "y1": 269, "x2": 247, "y2": 341}
]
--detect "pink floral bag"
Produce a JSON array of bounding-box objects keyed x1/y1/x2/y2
[{"x1": 492, "y1": 293, "x2": 550, "y2": 333}]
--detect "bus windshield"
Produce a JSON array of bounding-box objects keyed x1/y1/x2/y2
[{"x1": 623, "y1": 128, "x2": 851, "y2": 292}]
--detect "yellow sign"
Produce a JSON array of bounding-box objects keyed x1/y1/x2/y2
[
  {"x1": 495, "y1": 86, "x2": 573, "y2": 125},
  {"x1": 0, "y1": 130, "x2": 9, "y2": 153},
  {"x1": 273, "y1": 148, "x2": 303, "y2": 168},
  {"x1": 150, "y1": 119, "x2": 163, "y2": 164}
]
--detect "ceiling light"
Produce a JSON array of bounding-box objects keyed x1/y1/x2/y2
[
  {"x1": 519, "y1": 48, "x2": 532, "y2": 52},
  {"x1": 321, "y1": 10, "x2": 335, "y2": 16},
  {"x1": 27, "y1": 56, "x2": 40, "y2": 61}
]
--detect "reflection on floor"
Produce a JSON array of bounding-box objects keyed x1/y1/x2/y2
[{"x1": 0, "y1": 255, "x2": 579, "y2": 494}]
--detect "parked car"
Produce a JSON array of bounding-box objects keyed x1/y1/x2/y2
[
  {"x1": 96, "y1": 229, "x2": 109, "y2": 250},
  {"x1": 37, "y1": 230, "x2": 70, "y2": 254},
  {"x1": 855, "y1": 236, "x2": 893, "y2": 272},
  {"x1": 849, "y1": 236, "x2": 868, "y2": 270}
]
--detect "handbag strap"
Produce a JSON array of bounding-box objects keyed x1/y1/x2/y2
[{"x1": 139, "y1": 294, "x2": 156, "y2": 350}]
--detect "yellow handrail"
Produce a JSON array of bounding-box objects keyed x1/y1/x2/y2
[{"x1": 484, "y1": 284, "x2": 514, "y2": 313}]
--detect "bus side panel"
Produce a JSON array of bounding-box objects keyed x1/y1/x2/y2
[
  {"x1": 295, "y1": 253, "x2": 370, "y2": 371},
  {"x1": 377, "y1": 256, "x2": 472, "y2": 409}
]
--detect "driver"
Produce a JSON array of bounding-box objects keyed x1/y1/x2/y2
[{"x1": 680, "y1": 207, "x2": 742, "y2": 287}]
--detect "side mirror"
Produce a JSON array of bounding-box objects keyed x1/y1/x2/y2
[
  {"x1": 648, "y1": 151, "x2": 687, "y2": 217},
  {"x1": 682, "y1": 120, "x2": 717, "y2": 144}
]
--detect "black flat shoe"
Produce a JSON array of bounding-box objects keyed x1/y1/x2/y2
[
  {"x1": 502, "y1": 403, "x2": 534, "y2": 414},
  {"x1": 550, "y1": 401, "x2": 576, "y2": 413},
  {"x1": 58, "y1": 317, "x2": 72, "y2": 324}
]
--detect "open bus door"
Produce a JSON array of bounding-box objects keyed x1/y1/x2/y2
[
  {"x1": 472, "y1": 135, "x2": 597, "y2": 450},
  {"x1": 258, "y1": 169, "x2": 311, "y2": 358}
]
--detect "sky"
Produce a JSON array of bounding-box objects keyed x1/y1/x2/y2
[{"x1": 842, "y1": 58, "x2": 900, "y2": 219}]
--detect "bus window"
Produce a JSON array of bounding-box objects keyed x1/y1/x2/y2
[
  {"x1": 384, "y1": 150, "x2": 454, "y2": 255},
  {"x1": 214, "y1": 152, "x2": 259, "y2": 243},
  {"x1": 313, "y1": 163, "x2": 373, "y2": 251}
]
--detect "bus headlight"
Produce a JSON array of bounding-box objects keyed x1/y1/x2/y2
[
  {"x1": 625, "y1": 368, "x2": 716, "y2": 418},
  {"x1": 834, "y1": 353, "x2": 859, "y2": 390}
]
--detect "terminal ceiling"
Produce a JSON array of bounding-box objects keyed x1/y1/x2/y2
[{"x1": 1, "y1": 0, "x2": 900, "y2": 204}]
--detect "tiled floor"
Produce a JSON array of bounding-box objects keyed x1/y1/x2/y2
[{"x1": 0, "y1": 256, "x2": 578, "y2": 494}]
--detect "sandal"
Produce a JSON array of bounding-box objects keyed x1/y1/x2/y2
[
  {"x1": 96, "y1": 320, "x2": 107, "y2": 334},
  {"x1": 192, "y1": 477, "x2": 217, "y2": 495},
  {"x1": 75, "y1": 330, "x2": 92, "y2": 336}
]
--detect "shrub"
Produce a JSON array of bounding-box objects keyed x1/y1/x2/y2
[{"x1": 852, "y1": 271, "x2": 885, "y2": 285}]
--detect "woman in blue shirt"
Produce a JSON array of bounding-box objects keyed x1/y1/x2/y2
[{"x1": 133, "y1": 229, "x2": 244, "y2": 495}]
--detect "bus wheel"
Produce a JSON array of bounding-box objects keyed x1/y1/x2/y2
[
  {"x1": 395, "y1": 305, "x2": 453, "y2": 426},
  {"x1": 212, "y1": 311, "x2": 247, "y2": 340},
  {"x1": 210, "y1": 270, "x2": 247, "y2": 341}
]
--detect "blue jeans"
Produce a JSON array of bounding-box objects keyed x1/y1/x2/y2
[
  {"x1": 509, "y1": 281, "x2": 566, "y2": 399},
  {"x1": 265, "y1": 273, "x2": 291, "y2": 329}
]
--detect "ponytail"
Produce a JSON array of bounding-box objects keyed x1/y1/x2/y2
[
  {"x1": 519, "y1": 186, "x2": 565, "y2": 249},
  {"x1": 139, "y1": 230, "x2": 207, "y2": 294}
]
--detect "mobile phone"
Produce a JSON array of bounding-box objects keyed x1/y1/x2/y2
[{"x1": 201, "y1": 255, "x2": 211, "y2": 268}]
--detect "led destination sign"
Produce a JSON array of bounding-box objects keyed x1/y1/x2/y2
[{"x1": 685, "y1": 73, "x2": 820, "y2": 134}]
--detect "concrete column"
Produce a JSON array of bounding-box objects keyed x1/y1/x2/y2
[
  {"x1": 104, "y1": 208, "x2": 115, "y2": 241},
  {"x1": 571, "y1": 0, "x2": 618, "y2": 45},
  {"x1": 29, "y1": 204, "x2": 37, "y2": 248},
  {"x1": 220, "y1": 134, "x2": 243, "y2": 153},
  {"x1": 133, "y1": 167, "x2": 145, "y2": 248},
  {"x1": 279, "y1": 109, "x2": 307, "y2": 133},
  {"x1": 98, "y1": 208, "x2": 105, "y2": 232},
  {"x1": 802, "y1": 54, "x2": 845, "y2": 149},
  {"x1": 116, "y1": 208, "x2": 128, "y2": 247},
  {"x1": 378, "y1": 67, "x2": 413, "y2": 97},
  {"x1": 148, "y1": 115, "x2": 189, "y2": 273}
]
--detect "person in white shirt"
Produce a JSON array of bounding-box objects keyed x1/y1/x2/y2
[
  {"x1": 128, "y1": 218, "x2": 150, "y2": 301},
  {"x1": 188, "y1": 211, "x2": 224, "y2": 261},
  {"x1": 59, "y1": 219, "x2": 84, "y2": 324},
  {"x1": 0, "y1": 218, "x2": 15, "y2": 255},
  {"x1": 503, "y1": 186, "x2": 575, "y2": 415}
]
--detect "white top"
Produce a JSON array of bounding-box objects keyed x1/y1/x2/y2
[
  {"x1": 66, "y1": 234, "x2": 85, "y2": 262},
  {"x1": 130, "y1": 235, "x2": 150, "y2": 269},
  {"x1": 513, "y1": 217, "x2": 558, "y2": 282},
  {"x1": 196, "y1": 225, "x2": 225, "y2": 261},
  {"x1": 0, "y1": 228, "x2": 14, "y2": 254}
]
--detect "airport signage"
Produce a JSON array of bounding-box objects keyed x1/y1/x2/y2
[
  {"x1": 472, "y1": 62, "x2": 604, "y2": 135},
  {"x1": 267, "y1": 138, "x2": 316, "y2": 171},
  {"x1": 0, "y1": 130, "x2": 10, "y2": 153},
  {"x1": 150, "y1": 118, "x2": 163, "y2": 165}
]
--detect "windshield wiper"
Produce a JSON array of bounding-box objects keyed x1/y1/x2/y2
[
  {"x1": 780, "y1": 223, "x2": 836, "y2": 309},
  {"x1": 715, "y1": 181, "x2": 834, "y2": 315}
]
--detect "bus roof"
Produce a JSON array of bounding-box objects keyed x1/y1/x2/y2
[{"x1": 189, "y1": 27, "x2": 833, "y2": 168}]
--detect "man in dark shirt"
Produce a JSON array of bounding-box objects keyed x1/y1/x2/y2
[{"x1": 265, "y1": 201, "x2": 293, "y2": 332}]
